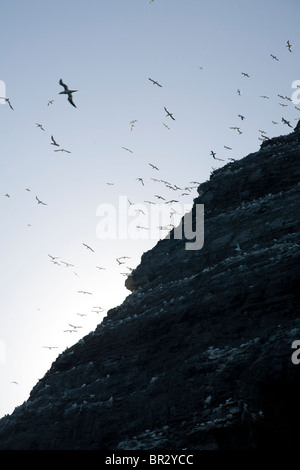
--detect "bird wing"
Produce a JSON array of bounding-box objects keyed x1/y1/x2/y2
[
  {"x1": 59, "y1": 79, "x2": 69, "y2": 91},
  {"x1": 68, "y1": 94, "x2": 77, "y2": 108}
]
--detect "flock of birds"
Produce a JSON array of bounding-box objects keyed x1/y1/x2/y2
[{"x1": 1, "y1": 38, "x2": 298, "y2": 383}]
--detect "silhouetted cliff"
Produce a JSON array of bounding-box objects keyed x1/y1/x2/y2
[{"x1": 0, "y1": 124, "x2": 299, "y2": 450}]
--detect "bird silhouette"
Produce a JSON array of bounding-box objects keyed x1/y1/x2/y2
[
  {"x1": 36, "y1": 196, "x2": 47, "y2": 205},
  {"x1": 164, "y1": 106, "x2": 175, "y2": 120},
  {"x1": 148, "y1": 77, "x2": 162, "y2": 87},
  {"x1": 54, "y1": 148, "x2": 71, "y2": 153},
  {"x1": 286, "y1": 40, "x2": 293, "y2": 52},
  {"x1": 82, "y1": 243, "x2": 95, "y2": 252},
  {"x1": 51, "y1": 135, "x2": 59, "y2": 146},
  {"x1": 122, "y1": 146, "x2": 133, "y2": 153},
  {"x1": 282, "y1": 117, "x2": 292, "y2": 128},
  {"x1": 149, "y1": 163, "x2": 159, "y2": 170},
  {"x1": 59, "y1": 79, "x2": 77, "y2": 107}
]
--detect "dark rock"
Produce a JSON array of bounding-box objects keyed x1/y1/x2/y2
[{"x1": 0, "y1": 126, "x2": 299, "y2": 450}]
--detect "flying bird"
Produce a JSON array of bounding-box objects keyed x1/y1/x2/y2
[
  {"x1": 82, "y1": 243, "x2": 95, "y2": 252},
  {"x1": 36, "y1": 196, "x2": 47, "y2": 205},
  {"x1": 286, "y1": 40, "x2": 293, "y2": 52},
  {"x1": 130, "y1": 120, "x2": 137, "y2": 131},
  {"x1": 136, "y1": 177, "x2": 144, "y2": 186},
  {"x1": 54, "y1": 148, "x2": 71, "y2": 153},
  {"x1": 241, "y1": 72, "x2": 250, "y2": 77},
  {"x1": 163, "y1": 123, "x2": 170, "y2": 130},
  {"x1": 164, "y1": 107, "x2": 175, "y2": 120},
  {"x1": 282, "y1": 117, "x2": 292, "y2": 128},
  {"x1": 122, "y1": 146, "x2": 133, "y2": 153},
  {"x1": 48, "y1": 254, "x2": 59, "y2": 260},
  {"x1": 237, "y1": 89, "x2": 242, "y2": 96},
  {"x1": 270, "y1": 54, "x2": 279, "y2": 61},
  {"x1": 59, "y1": 79, "x2": 78, "y2": 107},
  {"x1": 51, "y1": 135, "x2": 59, "y2": 146},
  {"x1": 238, "y1": 114, "x2": 245, "y2": 120},
  {"x1": 36, "y1": 123, "x2": 45, "y2": 131},
  {"x1": 42, "y1": 346, "x2": 59, "y2": 350},
  {"x1": 148, "y1": 78, "x2": 162, "y2": 87},
  {"x1": 224, "y1": 146, "x2": 232, "y2": 150},
  {"x1": 149, "y1": 163, "x2": 159, "y2": 170},
  {"x1": 0, "y1": 97, "x2": 14, "y2": 109},
  {"x1": 77, "y1": 290, "x2": 93, "y2": 295},
  {"x1": 47, "y1": 100, "x2": 54, "y2": 106},
  {"x1": 260, "y1": 95, "x2": 269, "y2": 99}
]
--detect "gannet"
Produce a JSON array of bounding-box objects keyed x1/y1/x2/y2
[
  {"x1": 0, "y1": 97, "x2": 14, "y2": 109},
  {"x1": 51, "y1": 135, "x2": 59, "y2": 146},
  {"x1": 122, "y1": 146, "x2": 133, "y2": 153},
  {"x1": 54, "y1": 148, "x2": 71, "y2": 153},
  {"x1": 237, "y1": 89, "x2": 242, "y2": 96},
  {"x1": 48, "y1": 254, "x2": 59, "y2": 260},
  {"x1": 149, "y1": 163, "x2": 159, "y2": 170},
  {"x1": 163, "y1": 123, "x2": 170, "y2": 130},
  {"x1": 42, "y1": 346, "x2": 58, "y2": 350},
  {"x1": 77, "y1": 290, "x2": 93, "y2": 295},
  {"x1": 59, "y1": 79, "x2": 77, "y2": 107},
  {"x1": 270, "y1": 54, "x2": 279, "y2": 61},
  {"x1": 36, "y1": 196, "x2": 47, "y2": 205},
  {"x1": 238, "y1": 114, "x2": 245, "y2": 120},
  {"x1": 47, "y1": 100, "x2": 54, "y2": 106},
  {"x1": 260, "y1": 95, "x2": 269, "y2": 99},
  {"x1": 224, "y1": 146, "x2": 232, "y2": 150},
  {"x1": 69, "y1": 323, "x2": 82, "y2": 329},
  {"x1": 130, "y1": 120, "x2": 137, "y2": 130},
  {"x1": 241, "y1": 72, "x2": 250, "y2": 77},
  {"x1": 164, "y1": 106, "x2": 175, "y2": 120},
  {"x1": 136, "y1": 177, "x2": 144, "y2": 186},
  {"x1": 82, "y1": 242, "x2": 95, "y2": 252},
  {"x1": 36, "y1": 123, "x2": 45, "y2": 131},
  {"x1": 286, "y1": 40, "x2": 293, "y2": 52},
  {"x1": 61, "y1": 261, "x2": 74, "y2": 267},
  {"x1": 282, "y1": 117, "x2": 292, "y2": 128},
  {"x1": 148, "y1": 78, "x2": 162, "y2": 87}
]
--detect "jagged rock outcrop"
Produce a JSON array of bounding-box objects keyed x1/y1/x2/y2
[{"x1": 0, "y1": 125, "x2": 299, "y2": 450}]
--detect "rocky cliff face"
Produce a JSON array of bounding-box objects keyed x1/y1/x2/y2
[{"x1": 0, "y1": 125, "x2": 299, "y2": 450}]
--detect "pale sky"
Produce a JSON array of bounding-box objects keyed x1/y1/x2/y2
[{"x1": 0, "y1": 0, "x2": 299, "y2": 418}]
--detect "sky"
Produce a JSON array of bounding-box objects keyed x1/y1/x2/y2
[{"x1": 0, "y1": 0, "x2": 299, "y2": 418}]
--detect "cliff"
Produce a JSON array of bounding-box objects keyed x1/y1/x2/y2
[{"x1": 0, "y1": 124, "x2": 299, "y2": 450}]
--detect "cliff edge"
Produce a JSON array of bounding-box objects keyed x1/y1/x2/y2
[{"x1": 0, "y1": 124, "x2": 299, "y2": 450}]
